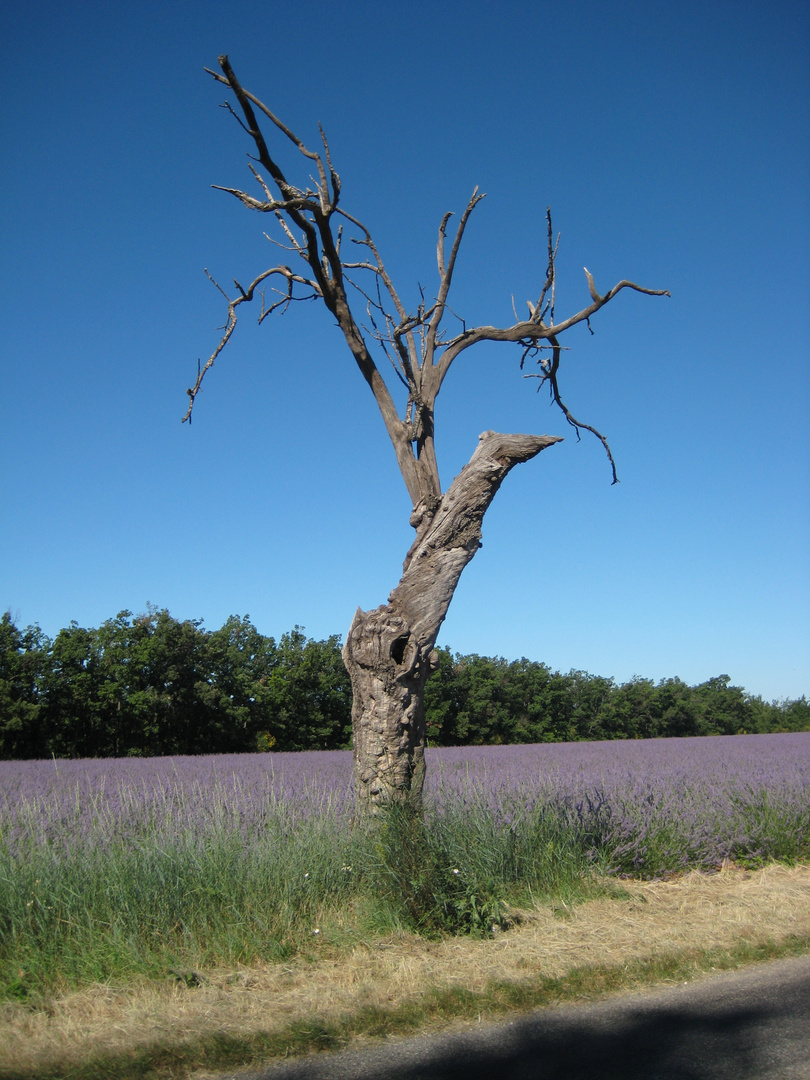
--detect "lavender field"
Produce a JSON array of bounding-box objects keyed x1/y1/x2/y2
[
  {"x1": 2, "y1": 735, "x2": 808, "y2": 870},
  {"x1": 1, "y1": 735, "x2": 808, "y2": 998}
]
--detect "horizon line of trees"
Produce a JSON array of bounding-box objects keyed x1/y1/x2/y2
[{"x1": 1, "y1": 608, "x2": 807, "y2": 760}]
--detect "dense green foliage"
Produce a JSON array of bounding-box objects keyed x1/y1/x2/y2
[
  {"x1": 0, "y1": 610, "x2": 807, "y2": 758},
  {"x1": 0, "y1": 610, "x2": 351, "y2": 759},
  {"x1": 424, "y1": 649, "x2": 810, "y2": 744}
]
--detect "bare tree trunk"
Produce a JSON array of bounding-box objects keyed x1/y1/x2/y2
[
  {"x1": 342, "y1": 605, "x2": 434, "y2": 813},
  {"x1": 343, "y1": 431, "x2": 561, "y2": 814}
]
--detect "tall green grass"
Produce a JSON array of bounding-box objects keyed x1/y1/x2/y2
[
  {"x1": 1, "y1": 796, "x2": 352, "y2": 1000},
  {"x1": 0, "y1": 787, "x2": 601, "y2": 1002}
]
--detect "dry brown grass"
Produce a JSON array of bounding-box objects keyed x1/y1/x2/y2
[{"x1": 2, "y1": 862, "x2": 809, "y2": 1078}]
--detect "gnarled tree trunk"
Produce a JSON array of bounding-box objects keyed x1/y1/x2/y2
[{"x1": 343, "y1": 430, "x2": 561, "y2": 813}]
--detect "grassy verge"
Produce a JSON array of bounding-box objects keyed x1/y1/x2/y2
[
  {"x1": 2, "y1": 863, "x2": 808, "y2": 1080},
  {"x1": 3, "y1": 936, "x2": 809, "y2": 1080}
]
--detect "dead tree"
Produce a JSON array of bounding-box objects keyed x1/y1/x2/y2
[{"x1": 184, "y1": 56, "x2": 669, "y2": 815}]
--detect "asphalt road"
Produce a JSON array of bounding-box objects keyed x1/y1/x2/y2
[{"x1": 225, "y1": 955, "x2": 810, "y2": 1080}]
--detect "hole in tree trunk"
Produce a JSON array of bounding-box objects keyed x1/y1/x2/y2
[{"x1": 390, "y1": 634, "x2": 409, "y2": 666}]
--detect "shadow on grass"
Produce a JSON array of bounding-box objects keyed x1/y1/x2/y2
[{"x1": 249, "y1": 970, "x2": 808, "y2": 1079}]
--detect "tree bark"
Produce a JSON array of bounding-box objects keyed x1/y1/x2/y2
[{"x1": 343, "y1": 430, "x2": 561, "y2": 814}]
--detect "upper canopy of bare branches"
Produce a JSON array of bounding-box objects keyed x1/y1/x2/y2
[{"x1": 184, "y1": 55, "x2": 669, "y2": 494}]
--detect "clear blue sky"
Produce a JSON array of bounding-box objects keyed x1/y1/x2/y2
[{"x1": 2, "y1": 0, "x2": 808, "y2": 701}]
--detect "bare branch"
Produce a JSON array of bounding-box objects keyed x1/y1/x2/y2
[
  {"x1": 217, "y1": 99, "x2": 253, "y2": 137},
  {"x1": 425, "y1": 190, "x2": 485, "y2": 358},
  {"x1": 436, "y1": 212, "x2": 453, "y2": 279},
  {"x1": 204, "y1": 66, "x2": 229, "y2": 85},
  {"x1": 258, "y1": 270, "x2": 321, "y2": 323},
  {"x1": 269, "y1": 213, "x2": 308, "y2": 260},
  {"x1": 339, "y1": 208, "x2": 421, "y2": 379},
  {"x1": 436, "y1": 277, "x2": 670, "y2": 387},
  {"x1": 248, "y1": 163, "x2": 274, "y2": 202},
  {"x1": 212, "y1": 55, "x2": 329, "y2": 302},
  {"x1": 182, "y1": 265, "x2": 317, "y2": 423},
  {"x1": 527, "y1": 335, "x2": 619, "y2": 483},
  {"x1": 361, "y1": 302, "x2": 411, "y2": 390},
  {"x1": 215, "y1": 57, "x2": 293, "y2": 200},
  {"x1": 218, "y1": 58, "x2": 335, "y2": 219},
  {"x1": 211, "y1": 183, "x2": 320, "y2": 215},
  {"x1": 584, "y1": 267, "x2": 602, "y2": 303},
  {"x1": 340, "y1": 212, "x2": 410, "y2": 323},
  {"x1": 319, "y1": 123, "x2": 341, "y2": 207},
  {"x1": 532, "y1": 208, "x2": 559, "y2": 324}
]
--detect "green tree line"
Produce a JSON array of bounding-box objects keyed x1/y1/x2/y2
[
  {"x1": 0, "y1": 609, "x2": 350, "y2": 759},
  {"x1": 425, "y1": 650, "x2": 809, "y2": 744},
  {"x1": 1, "y1": 609, "x2": 807, "y2": 759}
]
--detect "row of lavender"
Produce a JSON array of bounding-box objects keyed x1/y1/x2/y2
[{"x1": 2, "y1": 734, "x2": 807, "y2": 873}]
